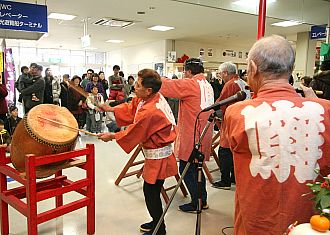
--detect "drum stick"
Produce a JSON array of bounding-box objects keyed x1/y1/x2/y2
[
  {"x1": 67, "y1": 81, "x2": 108, "y2": 110},
  {"x1": 67, "y1": 81, "x2": 89, "y2": 98},
  {"x1": 37, "y1": 116, "x2": 98, "y2": 137}
]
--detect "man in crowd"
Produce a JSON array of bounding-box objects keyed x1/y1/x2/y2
[
  {"x1": 160, "y1": 58, "x2": 214, "y2": 212},
  {"x1": 212, "y1": 62, "x2": 248, "y2": 190},
  {"x1": 81, "y1": 69, "x2": 94, "y2": 89},
  {"x1": 222, "y1": 35, "x2": 330, "y2": 234},
  {"x1": 108, "y1": 65, "x2": 125, "y2": 101},
  {"x1": 98, "y1": 69, "x2": 178, "y2": 235},
  {"x1": 20, "y1": 64, "x2": 45, "y2": 113}
]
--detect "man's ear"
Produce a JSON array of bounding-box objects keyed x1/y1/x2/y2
[
  {"x1": 248, "y1": 60, "x2": 257, "y2": 77},
  {"x1": 147, "y1": 88, "x2": 153, "y2": 95}
]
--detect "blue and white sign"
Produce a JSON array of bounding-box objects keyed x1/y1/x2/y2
[
  {"x1": 311, "y1": 25, "x2": 327, "y2": 40},
  {"x1": 0, "y1": 0, "x2": 47, "y2": 33}
]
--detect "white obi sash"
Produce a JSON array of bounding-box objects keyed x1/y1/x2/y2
[{"x1": 142, "y1": 145, "x2": 173, "y2": 160}]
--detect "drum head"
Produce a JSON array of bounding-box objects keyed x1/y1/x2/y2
[{"x1": 27, "y1": 104, "x2": 78, "y2": 145}]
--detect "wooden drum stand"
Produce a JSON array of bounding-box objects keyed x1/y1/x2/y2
[{"x1": 0, "y1": 144, "x2": 95, "y2": 235}]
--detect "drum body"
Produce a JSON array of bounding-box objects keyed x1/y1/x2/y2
[{"x1": 11, "y1": 104, "x2": 78, "y2": 178}]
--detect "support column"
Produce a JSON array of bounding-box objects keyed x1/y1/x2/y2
[
  {"x1": 257, "y1": 0, "x2": 266, "y2": 39},
  {"x1": 295, "y1": 32, "x2": 317, "y2": 76}
]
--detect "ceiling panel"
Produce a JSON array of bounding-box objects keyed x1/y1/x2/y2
[{"x1": 3, "y1": 0, "x2": 330, "y2": 51}]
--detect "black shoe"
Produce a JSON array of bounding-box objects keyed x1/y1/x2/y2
[
  {"x1": 142, "y1": 231, "x2": 166, "y2": 235},
  {"x1": 140, "y1": 221, "x2": 153, "y2": 232},
  {"x1": 212, "y1": 181, "x2": 231, "y2": 190},
  {"x1": 178, "y1": 202, "x2": 209, "y2": 213}
]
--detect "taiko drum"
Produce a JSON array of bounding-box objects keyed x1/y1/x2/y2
[{"x1": 11, "y1": 104, "x2": 78, "y2": 178}]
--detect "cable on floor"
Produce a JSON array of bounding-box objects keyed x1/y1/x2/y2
[{"x1": 220, "y1": 226, "x2": 234, "y2": 235}]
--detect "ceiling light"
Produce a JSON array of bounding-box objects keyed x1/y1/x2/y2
[
  {"x1": 233, "y1": 0, "x2": 276, "y2": 7},
  {"x1": 271, "y1": 20, "x2": 302, "y2": 27},
  {"x1": 106, "y1": 39, "x2": 124, "y2": 43},
  {"x1": 148, "y1": 25, "x2": 174, "y2": 31},
  {"x1": 48, "y1": 13, "x2": 76, "y2": 21},
  {"x1": 94, "y1": 18, "x2": 134, "y2": 28}
]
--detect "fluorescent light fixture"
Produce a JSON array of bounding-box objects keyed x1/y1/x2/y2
[
  {"x1": 271, "y1": 20, "x2": 302, "y2": 27},
  {"x1": 148, "y1": 25, "x2": 174, "y2": 31},
  {"x1": 94, "y1": 18, "x2": 134, "y2": 28},
  {"x1": 106, "y1": 39, "x2": 125, "y2": 43},
  {"x1": 48, "y1": 13, "x2": 76, "y2": 21},
  {"x1": 233, "y1": 0, "x2": 276, "y2": 7}
]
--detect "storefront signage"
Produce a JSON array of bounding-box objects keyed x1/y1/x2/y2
[
  {"x1": 0, "y1": 0, "x2": 47, "y2": 33},
  {"x1": 311, "y1": 25, "x2": 327, "y2": 40}
]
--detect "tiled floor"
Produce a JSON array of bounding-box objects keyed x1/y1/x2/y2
[{"x1": 6, "y1": 134, "x2": 235, "y2": 235}]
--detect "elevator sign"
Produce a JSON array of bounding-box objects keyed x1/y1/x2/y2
[
  {"x1": 0, "y1": 0, "x2": 48, "y2": 33},
  {"x1": 310, "y1": 25, "x2": 327, "y2": 40}
]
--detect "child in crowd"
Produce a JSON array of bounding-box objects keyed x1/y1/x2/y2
[
  {"x1": 5, "y1": 106, "x2": 22, "y2": 137},
  {"x1": 86, "y1": 85, "x2": 104, "y2": 133},
  {"x1": 0, "y1": 119, "x2": 11, "y2": 152}
]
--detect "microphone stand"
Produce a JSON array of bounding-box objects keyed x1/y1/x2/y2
[{"x1": 152, "y1": 110, "x2": 220, "y2": 235}]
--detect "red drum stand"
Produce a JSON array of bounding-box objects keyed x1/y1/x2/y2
[{"x1": 0, "y1": 144, "x2": 95, "y2": 235}]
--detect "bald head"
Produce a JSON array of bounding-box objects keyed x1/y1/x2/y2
[{"x1": 248, "y1": 35, "x2": 295, "y2": 78}]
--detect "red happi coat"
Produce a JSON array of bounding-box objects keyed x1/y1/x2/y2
[
  {"x1": 160, "y1": 74, "x2": 214, "y2": 161},
  {"x1": 114, "y1": 93, "x2": 178, "y2": 184},
  {"x1": 222, "y1": 83, "x2": 330, "y2": 235},
  {"x1": 217, "y1": 77, "x2": 242, "y2": 148}
]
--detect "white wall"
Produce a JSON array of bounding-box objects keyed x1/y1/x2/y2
[
  {"x1": 106, "y1": 40, "x2": 166, "y2": 77},
  {"x1": 174, "y1": 40, "x2": 250, "y2": 69},
  {"x1": 295, "y1": 32, "x2": 316, "y2": 77}
]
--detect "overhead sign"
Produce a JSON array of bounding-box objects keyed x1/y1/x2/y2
[
  {"x1": 0, "y1": 0, "x2": 47, "y2": 33},
  {"x1": 311, "y1": 25, "x2": 327, "y2": 40},
  {"x1": 81, "y1": 35, "x2": 91, "y2": 48}
]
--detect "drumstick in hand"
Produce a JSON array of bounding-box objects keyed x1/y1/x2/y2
[
  {"x1": 67, "y1": 81, "x2": 110, "y2": 111},
  {"x1": 37, "y1": 116, "x2": 98, "y2": 137}
]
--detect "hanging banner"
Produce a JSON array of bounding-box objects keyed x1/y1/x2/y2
[
  {"x1": 4, "y1": 48, "x2": 15, "y2": 106},
  {"x1": 0, "y1": 52, "x2": 3, "y2": 73},
  {"x1": 0, "y1": 0, "x2": 48, "y2": 33}
]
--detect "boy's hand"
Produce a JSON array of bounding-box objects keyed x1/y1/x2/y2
[
  {"x1": 97, "y1": 132, "x2": 115, "y2": 142},
  {"x1": 98, "y1": 103, "x2": 114, "y2": 112}
]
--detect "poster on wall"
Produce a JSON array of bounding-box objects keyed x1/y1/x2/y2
[
  {"x1": 239, "y1": 51, "x2": 242, "y2": 58},
  {"x1": 208, "y1": 48, "x2": 213, "y2": 57},
  {"x1": 154, "y1": 63, "x2": 164, "y2": 76},
  {"x1": 167, "y1": 51, "x2": 176, "y2": 62},
  {"x1": 199, "y1": 48, "x2": 204, "y2": 56},
  {"x1": 4, "y1": 48, "x2": 15, "y2": 107}
]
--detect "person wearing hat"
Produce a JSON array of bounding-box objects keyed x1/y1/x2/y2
[
  {"x1": 159, "y1": 58, "x2": 214, "y2": 212},
  {"x1": 5, "y1": 106, "x2": 22, "y2": 137}
]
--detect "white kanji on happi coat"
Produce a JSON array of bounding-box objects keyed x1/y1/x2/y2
[
  {"x1": 198, "y1": 80, "x2": 214, "y2": 110},
  {"x1": 241, "y1": 100, "x2": 325, "y2": 183}
]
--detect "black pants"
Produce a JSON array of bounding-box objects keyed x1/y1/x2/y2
[
  {"x1": 179, "y1": 160, "x2": 207, "y2": 206},
  {"x1": 143, "y1": 180, "x2": 166, "y2": 233},
  {"x1": 218, "y1": 147, "x2": 235, "y2": 185}
]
